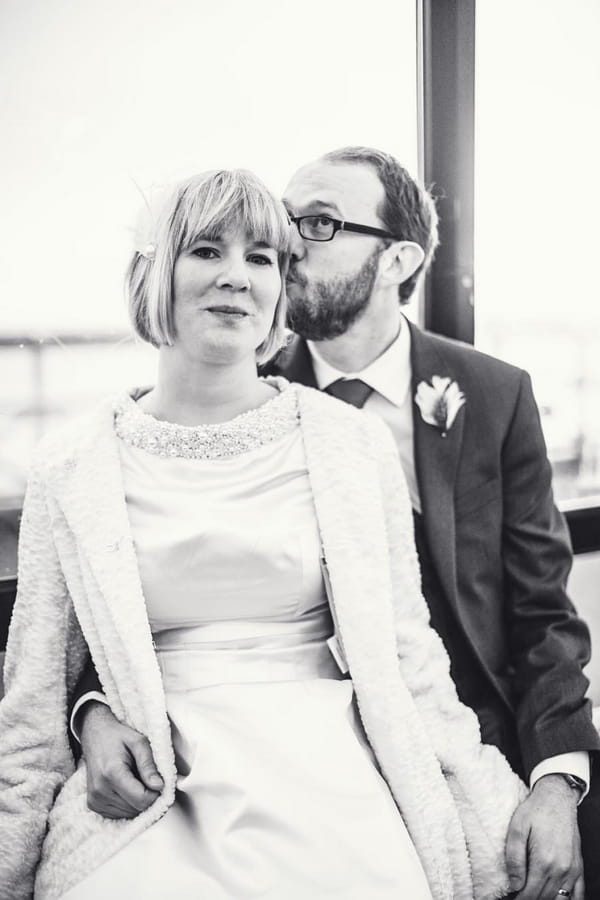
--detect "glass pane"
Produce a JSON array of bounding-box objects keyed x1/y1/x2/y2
[
  {"x1": 0, "y1": 338, "x2": 157, "y2": 500},
  {"x1": 0, "y1": 0, "x2": 419, "y2": 502},
  {"x1": 474, "y1": 0, "x2": 600, "y2": 504}
]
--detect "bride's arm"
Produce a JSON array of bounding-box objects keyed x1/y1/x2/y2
[{"x1": 0, "y1": 458, "x2": 84, "y2": 899}]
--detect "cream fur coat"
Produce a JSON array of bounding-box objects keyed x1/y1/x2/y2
[{"x1": 0, "y1": 384, "x2": 526, "y2": 900}]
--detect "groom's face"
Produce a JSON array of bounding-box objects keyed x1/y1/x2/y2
[{"x1": 282, "y1": 161, "x2": 387, "y2": 340}]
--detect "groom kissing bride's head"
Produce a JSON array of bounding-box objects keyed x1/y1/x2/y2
[
  {"x1": 281, "y1": 145, "x2": 438, "y2": 346},
  {"x1": 265, "y1": 143, "x2": 598, "y2": 900}
]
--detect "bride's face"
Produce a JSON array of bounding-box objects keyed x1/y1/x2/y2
[{"x1": 171, "y1": 226, "x2": 281, "y2": 365}]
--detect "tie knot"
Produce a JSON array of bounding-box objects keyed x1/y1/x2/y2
[{"x1": 325, "y1": 378, "x2": 373, "y2": 409}]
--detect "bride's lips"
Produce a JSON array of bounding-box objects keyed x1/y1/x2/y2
[{"x1": 205, "y1": 305, "x2": 251, "y2": 318}]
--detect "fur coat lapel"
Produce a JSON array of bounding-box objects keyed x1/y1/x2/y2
[
  {"x1": 298, "y1": 389, "x2": 471, "y2": 898},
  {"x1": 49, "y1": 400, "x2": 175, "y2": 773},
  {"x1": 298, "y1": 387, "x2": 523, "y2": 900}
]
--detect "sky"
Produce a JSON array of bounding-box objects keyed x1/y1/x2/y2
[
  {"x1": 475, "y1": 0, "x2": 600, "y2": 342},
  {"x1": 0, "y1": 0, "x2": 418, "y2": 335}
]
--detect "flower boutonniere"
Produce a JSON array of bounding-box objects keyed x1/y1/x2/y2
[{"x1": 415, "y1": 376, "x2": 465, "y2": 437}]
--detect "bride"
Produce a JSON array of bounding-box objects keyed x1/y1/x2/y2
[{"x1": 0, "y1": 168, "x2": 524, "y2": 900}]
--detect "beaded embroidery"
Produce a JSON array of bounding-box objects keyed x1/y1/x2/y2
[{"x1": 114, "y1": 377, "x2": 299, "y2": 460}]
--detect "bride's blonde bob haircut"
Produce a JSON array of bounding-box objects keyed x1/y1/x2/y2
[{"x1": 126, "y1": 169, "x2": 291, "y2": 364}]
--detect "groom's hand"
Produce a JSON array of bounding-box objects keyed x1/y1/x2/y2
[
  {"x1": 79, "y1": 700, "x2": 164, "y2": 819},
  {"x1": 506, "y1": 774, "x2": 584, "y2": 900}
]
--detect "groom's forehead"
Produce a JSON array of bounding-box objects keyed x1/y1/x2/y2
[{"x1": 283, "y1": 160, "x2": 385, "y2": 220}]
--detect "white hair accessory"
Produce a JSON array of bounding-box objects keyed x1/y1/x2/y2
[
  {"x1": 129, "y1": 178, "x2": 166, "y2": 262},
  {"x1": 139, "y1": 243, "x2": 156, "y2": 261}
]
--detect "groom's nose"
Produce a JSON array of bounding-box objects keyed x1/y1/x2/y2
[{"x1": 289, "y1": 221, "x2": 307, "y2": 261}]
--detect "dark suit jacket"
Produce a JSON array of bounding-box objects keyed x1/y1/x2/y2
[
  {"x1": 262, "y1": 321, "x2": 600, "y2": 778},
  {"x1": 72, "y1": 321, "x2": 599, "y2": 779}
]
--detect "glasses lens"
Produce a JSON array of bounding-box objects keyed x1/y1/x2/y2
[{"x1": 299, "y1": 216, "x2": 334, "y2": 241}]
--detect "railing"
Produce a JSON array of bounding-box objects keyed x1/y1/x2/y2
[{"x1": 1, "y1": 331, "x2": 154, "y2": 649}]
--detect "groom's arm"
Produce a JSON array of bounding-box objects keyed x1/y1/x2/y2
[
  {"x1": 498, "y1": 370, "x2": 594, "y2": 897},
  {"x1": 68, "y1": 655, "x2": 106, "y2": 741},
  {"x1": 501, "y1": 370, "x2": 599, "y2": 775},
  {"x1": 70, "y1": 657, "x2": 163, "y2": 818}
]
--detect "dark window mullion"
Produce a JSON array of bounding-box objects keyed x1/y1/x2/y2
[{"x1": 420, "y1": 0, "x2": 475, "y2": 344}]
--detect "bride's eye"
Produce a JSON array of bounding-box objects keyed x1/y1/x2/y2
[
  {"x1": 248, "y1": 253, "x2": 274, "y2": 266},
  {"x1": 192, "y1": 247, "x2": 219, "y2": 259}
]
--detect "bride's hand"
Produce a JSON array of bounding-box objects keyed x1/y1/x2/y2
[{"x1": 79, "y1": 700, "x2": 164, "y2": 819}]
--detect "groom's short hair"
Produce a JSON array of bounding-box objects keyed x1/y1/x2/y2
[{"x1": 322, "y1": 146, "x2": 439, "y2": 303}]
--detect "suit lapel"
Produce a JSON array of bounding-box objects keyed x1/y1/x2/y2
[{"x1": 409, "y1": 322, "x2": 465, "y2": 613}]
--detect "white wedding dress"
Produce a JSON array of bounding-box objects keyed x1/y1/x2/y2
[{"x1": 61, "y1": 382, "x2": 433, "y2": 900}]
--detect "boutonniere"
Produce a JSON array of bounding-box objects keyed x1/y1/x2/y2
[{"x1": 415, "y1": 376, "x2": 465, "y2": 437}]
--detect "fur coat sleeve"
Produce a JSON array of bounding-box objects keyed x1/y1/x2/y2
[
  {"x1": 370, "y1": 414, "x2": 528, "y2": 898},
  {"x1": 296, "y1": 386, "x2": 528, "y2": 900},
  {"x1": 0, "y1": 451, "x2": 88, "y2": 900}
]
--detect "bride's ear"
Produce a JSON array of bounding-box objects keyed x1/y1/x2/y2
[{"x1": 378, "y1": 241, "x2": 425, "y2": 288}]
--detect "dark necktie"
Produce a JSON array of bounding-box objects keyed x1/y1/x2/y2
[{"x1": 325, "y1": 378, "x2": 373, "y2": 409}]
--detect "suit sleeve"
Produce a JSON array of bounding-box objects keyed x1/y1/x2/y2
[
  {"x1": 68, "y1": 652, "x2": 105, "y2": 739},
  {"x1": 369, "y1": 417, "x2": 527, "y2": 896},
  {"x1": 501, "y1": 371, "x2": 599, "y2": 775},
  {"x1": 0, "y1": 460, "x2": 87, "y2": 900}
]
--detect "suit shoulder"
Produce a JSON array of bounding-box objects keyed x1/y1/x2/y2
[
  {"x1": 260, "y1": 335, "x2": 306, "y2": 375},
  {"x1": 419, "y1": 329, "x2": 528, "y2": 388}
]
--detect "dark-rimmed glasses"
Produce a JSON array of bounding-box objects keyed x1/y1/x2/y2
[{"x1": 290, "y1": 215, "x2": 397, "y2": 242}]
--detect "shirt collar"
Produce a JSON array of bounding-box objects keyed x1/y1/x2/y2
[{"x1": 306, "y1": 314, "x2": 412, "y2": 408}]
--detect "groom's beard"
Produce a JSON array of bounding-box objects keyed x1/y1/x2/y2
[{"x1": 286, "y1": 248, "x2": 380, "y2": 341}]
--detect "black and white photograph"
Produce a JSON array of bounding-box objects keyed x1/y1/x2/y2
[{"x1": 1, "y1": 1, "x2": 599, "y2": 898}]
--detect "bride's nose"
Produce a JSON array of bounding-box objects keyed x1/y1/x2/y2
[{"x1": 216, "y1": 257, "x2": 251, "y2": 292}]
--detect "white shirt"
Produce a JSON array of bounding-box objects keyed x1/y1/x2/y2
[
  {"x1": 307, "y1": 317, "x2": 421, "y2": 513},
  {"x1": 307, "y1": 317, "x2": 589, "y2": 797}
]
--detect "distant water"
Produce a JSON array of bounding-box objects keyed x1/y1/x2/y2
[
  {"x1": 1, "y1": 337, "x2": 599, "y2": 504},
  {"x1": 0, "y1": 339, "x2": 157, "y2": 498}
]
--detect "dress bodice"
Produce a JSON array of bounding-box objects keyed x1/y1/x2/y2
[{"x1": 114, "y1": 380, "x2": 330, "y2": 637}]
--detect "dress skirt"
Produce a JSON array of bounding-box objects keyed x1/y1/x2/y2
[{"x1": 61, "y1": 622, "x2": 433, "y2": 900}]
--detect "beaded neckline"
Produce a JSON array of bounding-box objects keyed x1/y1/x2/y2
[{"x1": 114, "y1": 377, "x2": 299, "y2": 460}]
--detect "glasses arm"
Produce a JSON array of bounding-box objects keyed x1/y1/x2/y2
[{"x1": 341, "y1": 221, "x2": 397, "y2": 240}]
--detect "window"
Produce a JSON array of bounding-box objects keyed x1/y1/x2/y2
[
  {"x1": 0, "y1": 0, "x2": 419, "y2": 504},
  {"x1": 474, "y1": 0, "x2": 600, "y2": 505}
]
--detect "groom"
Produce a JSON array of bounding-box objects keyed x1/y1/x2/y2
[
  {"x1": 74, "y1": 147, "x2": 598, "y2": 898},
  {"x1": 272, "y1": 147, "x2": 600, "y2": 899}
]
